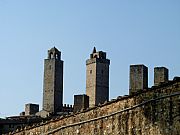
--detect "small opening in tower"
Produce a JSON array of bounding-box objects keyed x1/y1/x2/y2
[
  {"x1": 50, "y1": 53, "x2": 53, "y2": 59},
  {"x1": 90, "y1": 70, "x2": 92, "y2": 74},
  {"x1": 94, "y1": 55, "x2": 98, "y2": 58},
  {"x1": 56, "y1": 54, "x2": 59, "y2": 59}
]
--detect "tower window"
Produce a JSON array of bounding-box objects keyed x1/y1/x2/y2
[
  {"x1": 56, "y1": 54, "x2": 59, "y2": 59},
  {"x1": 90, "y1": 70, "x2": 92, "y2": 74},
  {"x1": 49, "y1": 65, "x2": 51, "y2": 70},
  {"x1": 50, "y1": 53, "x2": 53, "y2": 59}
]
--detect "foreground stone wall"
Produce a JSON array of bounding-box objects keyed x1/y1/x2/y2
[{"x1": 10, "y1": 80, "x2": 180, "y2": 135}]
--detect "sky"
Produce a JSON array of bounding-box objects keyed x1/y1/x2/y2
[{"x1": 0, "y1": 0, "x2": 180, "y2": 118}]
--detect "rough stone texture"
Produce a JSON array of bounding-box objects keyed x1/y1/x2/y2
[
  {"x1": 43, "y1": 47, "x2": 63, "y2": 113},
  {"x1": 86, "y1": 48, "x2": 110, "y2": 107},
  {"x1": 154, "y1": 67, "x2": 169, "y2": 86},
  {"x1": 130, "y1": 65, "x2": 148, "y2": 95},
  {"x1": 0, "y1": 116, "x2": 43, "y2": 135},
  {"x1": 74, "y1": 95, "x2": 89, "y2": 113},
  {"x1": 11, "y1": 80, "x2": 180, "y2": 135},
  {"x1": 25, "y1": 104, "x2": 39, "y2": 116}
]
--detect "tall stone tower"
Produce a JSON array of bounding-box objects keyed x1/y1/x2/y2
[
  {"x1": 86, "y1": 47, "x2": 110, "y2": 107},
  {"x1": 43, "y1": 47, "x2": 63, "y2": 114},
  {"x1": 129, "y1": 64, "x2": 148, "y2": 95}
]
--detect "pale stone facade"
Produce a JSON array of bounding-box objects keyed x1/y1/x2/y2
[{"x1": 86, "y1": 47, "x2": 110, "y2": 107}]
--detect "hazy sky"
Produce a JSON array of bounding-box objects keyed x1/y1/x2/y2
[{"x1": 0, "y1": 0, "x2": 180, "y2": 118}]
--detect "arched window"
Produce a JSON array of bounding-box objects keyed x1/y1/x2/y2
[
  {"x1": 50, "y1": 53, "x2": 53, "y2": 59},
  {"x1": 94, "y1": 55, "x2": 98, "y2": 58},
  {"x1": 90, "y1": 70, "x2": 92, "y2": 74},
  {"x1": 56, "y1": 54, "x2": 59, "y2": 59}
]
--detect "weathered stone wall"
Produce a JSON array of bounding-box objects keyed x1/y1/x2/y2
[{"x1": 10, "y1": 80, "x2": 180, "y2": 135}]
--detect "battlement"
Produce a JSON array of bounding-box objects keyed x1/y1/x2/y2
[
  {"x1": 90, "y1": 47, "x2": 106, "y2": 59},
  {"x1": 62, "y1": 104, "x2": 73, "y2": 113},
  {"x1": 86, "y1": 47, "x2": 110, "y2": 65}
]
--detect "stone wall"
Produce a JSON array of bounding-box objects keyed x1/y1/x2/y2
[{"x1": 10, "y1": 80, "x2": 180, "y2": 135}]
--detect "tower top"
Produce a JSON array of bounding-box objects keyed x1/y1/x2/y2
[
  {"x1": 90, "y1": 47, "x2": 106, "y2": 59},
  {"x1": 49, "y1": 47, "x2": 60, "y2": 54},
  {"x1": 47, "y1": 47, "x2": 61, "y2": 60},
  {"x1": 92, "y1": 47, "x2": 96, "y2": 53}
]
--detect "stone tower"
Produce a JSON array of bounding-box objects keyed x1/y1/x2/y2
[
  {"x1": 129, "y1": 64, "x2": 148, "y2": 95},
  {"x1": 154, "y1": 67, "x2": 169, "y2": 86},
  {"x1": 43, "y1": 47, "x2": 63, "y2": 113},
  {"x1": 74, "y1": 94, "x2": 89, "y2": 113},
  {"x1": 86, "y1": 47, "x2": 110, "y2": 107}
]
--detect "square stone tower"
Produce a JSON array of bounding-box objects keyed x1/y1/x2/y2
[
  {"x1": 129, "y1": 64, "x2": 148, "y2": 95},
  {"x1": 25, "y1": 103, "x2": 39, "y2": 116},
  {"x1": 154, "y1": 67, "x2": 169, "y2": 86},
  {"x1": 43, "y1": 47, "x2": 63, "y2": 114},
  {"x1": 86, "y1": 47, "x2": 110, "y2": 107},
  {"x1": 74, "y1": 94, "x2": 89, "y2": 113}
]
